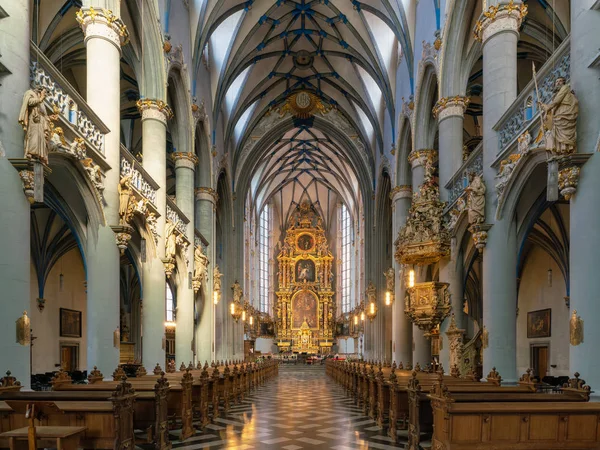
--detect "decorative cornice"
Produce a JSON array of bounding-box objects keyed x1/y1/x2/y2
[
  {"x1": 433, "y1": 96, "x2": 471, "y2": 121},
  {"x1": 76, "y1": 7, "x2": 129, "y2": 49},
  {"x1": 136, "y1": 99, "x2": 173, "y2": 124},
  {"x1": 408, "y1": 149, "x2": 438, "y2": 168},
  {"x1": 390, "y1": 185, "x2": 412, "y2": 201},
  {"x1": 171, "y1": 152, "x2": 199, "y2": 169},
  {"x1": 474, "y1": 1, "x2": 528, "y2": 44},
  {"x1": 195, "y1": 187, "x2": 218, "y2": 203}
]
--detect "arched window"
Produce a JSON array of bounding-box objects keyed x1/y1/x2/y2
[
  {"x1": 339, "y1": 204, "x2": 352, "y2": 313},
  {"x1": 259, "y1": 205, "x2": 271, "y2": 313},
  {"x1": 166, "y1": 283, "x2": 175, "y2": 322}
]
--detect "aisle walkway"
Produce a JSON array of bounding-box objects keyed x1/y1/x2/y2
[{"x1": 172, "y1": 365, "x2": 407, "y2": 450}]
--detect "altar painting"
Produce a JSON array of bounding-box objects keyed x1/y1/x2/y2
[
  {"x1": 292, "y1": 290, "x2": 317, "y2": 328},
  {"x1": 295, "y1": 259, "x2": 316, "y2": 282}
]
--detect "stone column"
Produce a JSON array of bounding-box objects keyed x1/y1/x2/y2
[
  {"x1": 194, "y1": 187, "x2": 217, "y2": 363},
  {"x1": 435, "y1": 96, "x2": 469, "y2": 370},
  {"x1": 408, "y1": 149, "x2": 437, "y2": 366},
  {"x1": 172, "y1": 152, "x2": 197, "y2": 366},
  {"x1": 0, "y1": 0, "x2": 32, "y2": 387},
  {"x1": 391, "y1": 186, "x2": 413, "y2": 366},
  {"x1": 569, "y1": 0, "x2": 600, "y2": 391},
  {"x1": 137, "y1": 100, "x2": 172, "y2": 369},
  {"x1": 477, "y1": 2, "x2": 525, "y2": 382},
  {"x1": 78, "y1": 7, "x2": 128, "y2": 375},
  {"x1": 438, "y1": 256, "x2": 464, "y2": 371},
  {"x1": 435, "y1": 96, "x2": 469, "y2": 203}
]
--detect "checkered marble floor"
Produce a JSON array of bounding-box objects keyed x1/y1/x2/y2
[{"x1": 168, "y1": 365, "x2": 416, "y2": 450}]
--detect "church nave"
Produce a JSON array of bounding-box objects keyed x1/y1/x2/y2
[{"x1": 172, "y1": 366, "x2": 405, "y2": 450}]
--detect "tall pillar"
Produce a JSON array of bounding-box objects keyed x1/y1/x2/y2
[
  {"x1": 391, "y1": 186, "x2": 413, "y2": 365},
  {"x1": 569, "y1": 0, "x2": 600, "y2": 391},
  {"x1": 477, "y1": 2, "x2": 525, "y2": 382},
  {"x1": 0, "y1": 0, "x2": 32, "y2": 387},
  {"x1": 435, "y1": 97, "x2": 469, "y2": 371},
  {"x1": 137, "y1": 100, "x2": 172, "y2": 369},
  {"x1": 195, "y1": 188, "x2": 216, "y2": 363},
  {"x1": 172, "y1": 153, "x2": 197, "y2": 366},
  {"x1": 408, "y1": 149, "x2": 437, "y2": 366},
  {"x1": 78, "y1": 6, "x2": 128, "y2": 375}
]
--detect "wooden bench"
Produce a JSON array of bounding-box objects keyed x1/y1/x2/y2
[
  {"x1": 0, "y1": 426, "x2": 87, "y2": 450},
  {"x1": 427, "y1": 372, "x2": 600, "y2": 449},
  {"x1": 0, "y1": 378, "x2": 135, "y2": 449}
]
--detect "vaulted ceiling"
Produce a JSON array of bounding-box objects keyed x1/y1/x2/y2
[{"x1": 193, "y1": 0, "x2": 412, "y2": 222}]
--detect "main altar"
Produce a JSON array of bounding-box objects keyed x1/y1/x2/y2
[{"x1": 275, "y1": 203, "x2": 335, "y2": 354}]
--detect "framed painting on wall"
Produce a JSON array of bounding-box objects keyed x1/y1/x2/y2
[
  {"x1": 60, "y1": 308, "x2": 82, "y2": 338},
  {"x1": 527, "y1": 308, "x2": 551, "y2": 338}
]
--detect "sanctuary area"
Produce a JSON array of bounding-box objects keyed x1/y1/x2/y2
[{"x1": 1, "y1": 0, "x2": 600, "y2": 448}]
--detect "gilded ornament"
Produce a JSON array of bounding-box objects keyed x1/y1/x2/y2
[
  {"x1": 558, "y1": 166, "x2": 580, "y2": 200},
  {"x1": 473, "y1": 0, "x2": 528, "y2": 42},
  {"x1": 18, "y1": 170, "x2": 36, "y2": 204},
  {"x1": 16, "y1": 311, "x2": 31, "y2": 346},
  {"x1": 570, "y1": 310, "x2": 583, "y2": 346},
  {"x1": 404, "y1": 282, "x2": 451, "y2": 332},
  {"x1": 277, "y1": 91, "x2": 331, "y2": 119},
  {"x1": 481, "y1": 325, "x2": 489, "y2": 349}
]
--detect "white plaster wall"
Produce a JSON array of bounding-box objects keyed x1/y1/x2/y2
[
  {"x1": 338, "y1": 338, "x2": 355, "y2": 355},
  {"x1": 517, "y1": 246, "x2": 569, "y2": 377},
  {"x1": 29, "y1": 249, "x2": 87, "y2": 373},
  {"x1": 255, "y1": 338, "x2": 274, "y2": 354}
]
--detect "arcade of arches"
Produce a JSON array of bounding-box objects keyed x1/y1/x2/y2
[{"x1": 0, "y1": 0, "x2": 600, "y2": 448}]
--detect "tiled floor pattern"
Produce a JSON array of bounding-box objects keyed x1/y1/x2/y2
[{"x1": 169, "y1": 365, "x2": 415, "y2": 449}]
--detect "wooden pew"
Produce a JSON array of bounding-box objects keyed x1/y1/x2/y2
[
  {"x1": 53, "y1": 369, "x2": 190, "y2": 445},
  {"x1": 0, "y1": 378, "x2": 135, "y2": 449},
  {"x1": 426, "y1": 372, "x2": 600, "y2": 449},
  {"x1": 0, "y1": 372, "x2": 22, "y2": 394}
]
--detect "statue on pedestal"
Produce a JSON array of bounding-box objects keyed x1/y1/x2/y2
[
  {"x1": 465, "y1": 174, "x2": 485, "y2": 225},
  {"x1": 384, "y1": 267, "x2": 395, "y2": 292},
  {"x1": 165, "y1": 221, "x2": 177, "y2": 260},
  {"x1": 540, "y1": 77, "x2": 579, "y2": 154},
  {"x1": 214, "y1": 266, "x2": 223, "y2": 293},
  {"x1": 19, "y1": 88, "x2": 57, "y2": 165},
  {"x1": 232, "y1": 280, "x2": 243, "y2": 303},
  {"x1": 118, "y1": 175, "x2": 133, "y2": 226},
  {"x1": 194, "y1": 245, "x2": 209, "y2": 287}
]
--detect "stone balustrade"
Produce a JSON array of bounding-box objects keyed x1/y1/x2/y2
[
  {"x1": 166, "y1": 198, "x2": 190, "y2": 236},
  {"x1": 120, "y1": 146, "x2": 159, "y2": 208},
  {"x1": 30, "y1": 43, "x2": 108, "y2": 156},
  {"x1": 444, "y1": 142, "x2": 483, "y2": 210},
  {"x1": 494, "y1": 36, "x2": 570, "y2": 155}
]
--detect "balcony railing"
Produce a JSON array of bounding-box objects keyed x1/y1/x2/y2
[
  {"x1": 167, "y1": 197, "x2": 190, "y2": 237},
  {"x1": 444, "y1": 142, "x2": 483, "y2": 210},
  {"x1": 30, "y1": 43, "x2": 108, "y2": 156},
  {"x1": 494, "y1": 36, "x2": 570, "y2": 155},
  {"x1": 120, "y1": 145, "x2": 159, "y2": 208}
]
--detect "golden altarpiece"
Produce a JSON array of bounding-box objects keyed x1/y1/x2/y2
[{"x1": 275, "y1": 203, "x2": 335, "y2": 353}]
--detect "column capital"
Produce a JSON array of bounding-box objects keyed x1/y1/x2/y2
[
  {"x1": 433, "y1": 96, "x2": 470, "y2": 122},
  {"x1": 195, "y1": 187, "x2": 218, "y2": 203},
  {"x1": 474, "y1": 1, "x2": 527, "y2": 44},
  {"x1": 136, "y1": 99, "x2": 173, "y2": 124},
  {"x1": 171, "y1": 152, "x2": 198, "y2": 170},
  {"x1": 390, "y1": 185, "x2": 412, "y2": 202},
  {"x1": 408, "y1": 149, "x2": 437, "y2": 169},
  {"x1": 76, "y1": 7, "x2": 129, "y2": 49}
]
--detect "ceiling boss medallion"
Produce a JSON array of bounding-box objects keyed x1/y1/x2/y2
[{"x1": 279, "y1": 91, "x2": 330, "y2": 119}]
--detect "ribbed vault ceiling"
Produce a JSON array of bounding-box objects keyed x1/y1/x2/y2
[{"x1": 194, "y1": 0, "x2": 409, "y2": 221}]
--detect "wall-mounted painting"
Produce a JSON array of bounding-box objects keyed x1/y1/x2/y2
[
  {"x1": 60, "y1": 308, "x2": 82, "y2": 338},
  {"x1": 292, "y1": 290, "x2": 318, "y2": 329},
  {"x1": 527, "y1": 308, "x2": 551, "y2": 338}
]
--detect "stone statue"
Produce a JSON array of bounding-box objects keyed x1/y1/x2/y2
[
  {"x1": 539, "y1": 77, "x2": 579, "y2": 154},
  {"x1": 146, "y1": 213, "x2": 158, "y2": 242},
  {"x1": 82, "y1": 158, "x2": 104, "y2": 193},
  {"x1": 465, "y1": 174, "x2": 485, "y2": 225},
  {"x1": 194, "y1": 245, "x2": 209, "y2": 285},
  {"x1": 366, "y1": 281, "x2": 376, "y2": 303},
  {"x1": 214, "y1": 266, "x2": 223, "y2": 293},
  {"x1": 384, "y1": 267, "x2": 395, "y2": 292},
  {"x1": 570, "y1": 309, "x2": 584, "y2": 346},
  {"x1": 165, "y1": 221, "x2": 177, "y2": 260},
  {"x1": 231, "y1": 280, "x2": 243, "y2": 303},
  {"x1": 118, "y1": 175, "x2": 133, "y2": 225},
  {"x1": 19, "y1": 88, "x2": 57, "y2": 165}
]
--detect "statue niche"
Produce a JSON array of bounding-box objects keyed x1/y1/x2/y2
[{"x1": 275, "y1": 202, "x2": 335, "y2": 353}]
